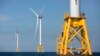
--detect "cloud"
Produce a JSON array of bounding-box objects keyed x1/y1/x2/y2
[{"x1": 0, "y1": 15, "x2": 9, "y2": 21}]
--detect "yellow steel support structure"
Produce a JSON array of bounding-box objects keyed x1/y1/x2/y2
[
  {"x1": 57, "y1": 13, "x2": 92, "y2": 56},
  {"x1": 16, "y1": 48, "x2": 20, "y2": 52},
  {"x1": 37, "y1": 45, "x2": 44, "y2": 52}
]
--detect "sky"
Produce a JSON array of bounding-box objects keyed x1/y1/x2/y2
[{"x1": 0, "y1": 0, "x2": 100, "y2": 52}]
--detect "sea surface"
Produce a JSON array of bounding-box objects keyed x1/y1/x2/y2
[{"x1": 0, "y1": 52, "x2": 99, "y2": 56}]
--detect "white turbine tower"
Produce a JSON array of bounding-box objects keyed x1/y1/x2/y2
[
  {"x1": 29, "y1": 4, "x2": 45, "y2": 52},
  {"x1": 16, "y1": 27, "x2": 20, "y2": 52}
]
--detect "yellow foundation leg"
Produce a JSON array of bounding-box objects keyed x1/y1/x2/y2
[
  {"x1": 37, "y1": 45, "x2": 44, "y2": 52},
  {"x1": 83, "y1": 19, "x2": 92, "y2": 55},
  {"x1": 16, "y1": 48, "x2": 20, "y2": 52}
]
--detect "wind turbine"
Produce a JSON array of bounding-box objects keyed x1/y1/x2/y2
[
  {"x1": 15, "y1": 27, "x2": 20, "y2": 52},
  {"x1": 29, "y1": 4, "x2": 45, "y2": 52}
]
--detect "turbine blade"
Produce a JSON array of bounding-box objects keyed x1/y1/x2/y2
[
  {"x1": 39, "y1": 3, "x2": 46, "y2": 15},
  {"x1": 29, "y1": 7, "x2": 38, "y2": 17},
  {"x1": 15, "y1": 27, "x2": 18, "y2": 38},
  {"x1": 33, "y1": 17, "x2": 39, "y2": 40},
  {"x1": 15, "y1": 32, "x2": 16, "y2": 38}
]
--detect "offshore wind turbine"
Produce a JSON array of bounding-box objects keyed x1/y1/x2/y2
[
  {"x1": 16, "y1": 28, "x2": 20, "y2": 52},
  {"x1": 29, "y1": 4, "x2": 45, "y2": 52}
]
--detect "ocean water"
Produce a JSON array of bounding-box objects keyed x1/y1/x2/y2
[{"x1": 0, "y1": 52, "x2": 99, "y2": 56}]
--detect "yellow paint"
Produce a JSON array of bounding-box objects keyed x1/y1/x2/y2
[
  {"x1": 16, "y1": 48, "x2": 20, "y2": 52},
  {"x1": 37, "y1": 45, "x2": 44, "y2": 52},
  {"x1": 56, "y1": 13, "x2": 92, "y2": 55}
]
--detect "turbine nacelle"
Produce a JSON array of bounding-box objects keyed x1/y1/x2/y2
[{"x1": 38, "y1": 16, "x2": 42, "y2": 19}]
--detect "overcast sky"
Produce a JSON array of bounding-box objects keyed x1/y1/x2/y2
[{"x1": 0, "y1": 0, "x2": 100, "y2": 52}]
